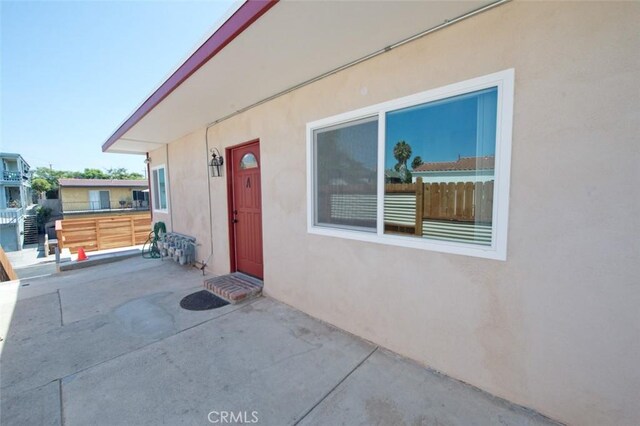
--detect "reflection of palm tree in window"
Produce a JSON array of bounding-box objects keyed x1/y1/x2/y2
[
  {"x1": 393, "y1": 140, "x2": 412, "y2": 183},
  {"x1": 411, "y1": 156, "x2": 424, "y2": 170}
]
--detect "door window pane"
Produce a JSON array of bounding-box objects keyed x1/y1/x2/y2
[
  {"x1": 313, "y1": 117, "x2": 378, "y2": 231},
  {"x1": 240, "y1": 153, "x2": 258, "y2": 169}
]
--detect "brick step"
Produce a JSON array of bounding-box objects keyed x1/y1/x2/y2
[{"x1": 203, "y1": 272, "x2": 263, "y2": 304}]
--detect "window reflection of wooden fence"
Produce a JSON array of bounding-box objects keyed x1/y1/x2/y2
[
  {"x1": 385, "y1": 178, "x2": 494, "y2": 236},
  {"x1": 55, "y1": 214, "x2": 151, "y2": 254},
  {"x1": 318, "y1": 179, "x2": 493, "y2": 245}
]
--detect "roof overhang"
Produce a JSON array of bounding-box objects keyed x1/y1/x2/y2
[{"x1": 103, "y1": 0, "x2": 504, "y2": 154}]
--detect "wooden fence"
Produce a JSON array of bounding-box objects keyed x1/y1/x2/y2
[
  {"x1": 0, "y1": 246, "x2": 18, "y2": 281},
  {"x1": 56, "y1": 213, "x2": 151, "y2": 254},
  {"x1": 317, "y1": 179, "x2": 493, "y2": 244},
  {"x1": 385, "y1": 178, "x2": 493, "y2": 236}
]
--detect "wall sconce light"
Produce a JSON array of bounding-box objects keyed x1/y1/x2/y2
[
  {"x1": 144, "y1": 157, "x2": 151, "y2": 165},
  {"x1": 209, "y1": 148, "x2": 224, "y2": 177}
]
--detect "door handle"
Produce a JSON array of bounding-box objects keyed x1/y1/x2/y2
[{"x1": 232, "y1": 219, "x2": 238, "y2": 224}]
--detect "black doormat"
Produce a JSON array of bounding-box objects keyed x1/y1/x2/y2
[{"x1": 180, "y1": 290, "x2": 229, "y2": 311}]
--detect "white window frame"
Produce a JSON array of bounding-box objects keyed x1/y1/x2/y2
[
  {"x1": 306, "y1": 69, "x2": 514, "y2": 260},
  {"x1": 151, "y1": 164, "x2": 169, "y2": 213}
]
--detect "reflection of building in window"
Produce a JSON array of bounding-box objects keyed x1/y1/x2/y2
[
  {"x1": 385, "y1": 169, "x2": 404, "y2": 184},
  {"x1": 412, "y1": 156, "x2": 494, "y2": 184}
]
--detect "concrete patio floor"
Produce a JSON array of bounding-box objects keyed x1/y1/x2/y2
[{"x1": 0, "y1": 257, "x2": 556, "y2": 425}]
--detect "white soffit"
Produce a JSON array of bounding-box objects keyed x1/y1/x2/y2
[{"x1": 109, "y1": 1, "x2": 498, "y2": 153}]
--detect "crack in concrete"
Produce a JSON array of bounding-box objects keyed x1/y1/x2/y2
[
  {"x1": 57, "y1": 289, "x2": 64, "y2": 326},
  {"x1": 58, "y1": 379, "x2": 65, "y2": 426},
  {"x1": 292, "y1": 346, "x2": 379, "y2": 425}
]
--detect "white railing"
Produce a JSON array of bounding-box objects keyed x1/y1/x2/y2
[
  {"x1": 0, "y1": 208, "x2": 24, "y2": 225},
  {"x1": 2, "y1": 171, "x2": 22, "y2": 181},
  {"x1": 62, "y1": 200, "x2": 149, "y2": 213}
]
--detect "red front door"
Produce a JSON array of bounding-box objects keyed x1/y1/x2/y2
[{"x1": 230, "y1": 142, "x2": 263, "y2": 279}]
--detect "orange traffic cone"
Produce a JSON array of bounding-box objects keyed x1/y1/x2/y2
[{"x1": 77, "y1": 247, "x2": 88, "y2": 261}]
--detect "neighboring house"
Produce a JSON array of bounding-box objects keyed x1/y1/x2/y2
[
  {"x1": 101, "y1": 2, "x2": 638, "y2": 425},
  {"x1": 58, "y1": 178, "x2": 149, "y2": 217},
  {"x1": 384, "y1": 169, "x2": 403, "y2": 184},
  {"x1": 412, "y1": 156, "x2": 495, "y2": 184},
  {"x1": 0, "y1": 153, "x2": 35, "y2": 251}
]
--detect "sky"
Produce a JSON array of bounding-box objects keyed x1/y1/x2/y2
[
  {"x1": 1, "y1": 0, "x2": 236, "y2": 175},
  {"x1": 319, "y1": 88, "x2": 498, "y2": 173},
  {"x1": 385, "y1": 87, "x2": 497, "y2": 169}
]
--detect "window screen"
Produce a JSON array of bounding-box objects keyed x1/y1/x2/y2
[{"x1": 313, "y1": 117, "x2": 378, "y2": 231}]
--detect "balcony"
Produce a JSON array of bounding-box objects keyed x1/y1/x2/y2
[
  {"x1": 2, "y1": 171, "x2": 22, "y2": 182},
  {"x1": 62, "y1": 200, "x2": 150, "y2": 215}
]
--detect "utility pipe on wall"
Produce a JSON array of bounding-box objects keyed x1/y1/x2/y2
[{"x1": 146, "y1": 152, "x2": 152, "y2": 222}]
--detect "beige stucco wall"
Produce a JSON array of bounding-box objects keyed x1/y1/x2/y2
[
  {"x1": 149, "y1": 131, "x2": 231, "y2": 268},
  {"x1": 148, "y1": 2, "x2": 640, "y2": 424},
  {"x1": 166, "y1": 132, "x2": 213, "y2": 263}
]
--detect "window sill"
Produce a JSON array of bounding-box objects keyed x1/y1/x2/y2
[{"x1": 307, "y1": 225, "x2": 506, "y2": 261}]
